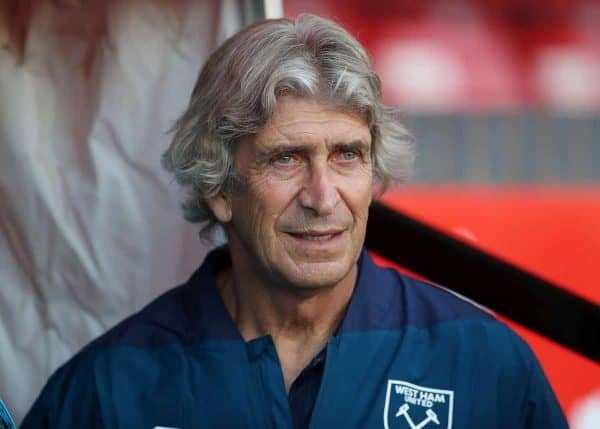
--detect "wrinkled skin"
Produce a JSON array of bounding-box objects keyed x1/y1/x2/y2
[{"x1": 208, "y1": 97, "x2": 373, "y2": 293}]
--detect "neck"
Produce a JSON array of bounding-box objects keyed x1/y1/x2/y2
[
  {"x1": 218, "y1": 259, "x2": 356, "y2": 344},
  {"x1": 216, "y1": 246, "x2": 357, "y2": 390}
]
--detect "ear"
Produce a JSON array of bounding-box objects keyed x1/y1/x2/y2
[
  {"x1": 205, "y1": 193, "x2": 232, "y2": 223},
  {"x1": 371, "y1": 178, "x2": 385, "y2": 201}
]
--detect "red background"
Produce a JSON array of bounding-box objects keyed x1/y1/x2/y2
[
  {"x1": 377, "y1": 186, "x2": 600, "y2": 418},
  {"x1": 284, "y1": 0, "x2": 600, "y2": 420}
]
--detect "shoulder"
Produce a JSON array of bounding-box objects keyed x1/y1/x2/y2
[
  {"x1": 23, "y1": 247, "x2": 234, "y2": 427},
  {"x1": 73, "y1": 281, "x2": 193, "y2": 366},
  {"x1": 354, "y1": 253, "x2": 496, "y2": 331},
  {"x1": 97, "y1": 284, "x2": 191, "y2": 349},
  {"x1": 374, "y1": 265, "x2": 561, "y2": 391},
  {"x1": 391, "y1": 269, "x2": 495, "y2": 326},
  {"x1": 359, "y1": 258, "x2": 540, "y2": 361},
  {"x1": 387, "y1": 266, "x2": 529, "y2": 348},
  {"x1": 21, "y1": 284, "x2": 190, "y2": 428}
]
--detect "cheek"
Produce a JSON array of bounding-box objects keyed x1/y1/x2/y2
[
  {"x1": 241, "y1": 175, "x2": 300, "y2": 235},
  {"x1": 342, "y1": 170, "x2": 373, "y2": 216}
]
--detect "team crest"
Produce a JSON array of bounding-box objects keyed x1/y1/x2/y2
[{"x1": 383, "y1": 380, "x2": 454, "y2": 429}]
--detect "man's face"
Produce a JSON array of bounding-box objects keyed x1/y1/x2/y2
[{"x1": 213, "y1": 97, "x2": 373, "y2": 291}]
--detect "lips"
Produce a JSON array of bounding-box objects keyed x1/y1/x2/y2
[
  {"x1": 293, "y1": 233, "x2": 335, "y2": 241},
  {"x1": 286, "y1": 230, "x2": 345, "y2": 241}
]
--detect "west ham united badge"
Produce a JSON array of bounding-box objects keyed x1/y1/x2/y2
[{"x1": 383, "y1": 380, "x2": 454, "y2": 429}]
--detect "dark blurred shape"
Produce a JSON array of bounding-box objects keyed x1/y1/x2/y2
[
  {"x1": 0, "y1": 0, "x2": 33, "y2": 61},
  {"x1": 366, "y1": 202, "x2": 600, "y2": 363}
]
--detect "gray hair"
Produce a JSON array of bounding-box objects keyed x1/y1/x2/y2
[{"x1": 162, "y1": 13, "x2": 415, "y2": 232}]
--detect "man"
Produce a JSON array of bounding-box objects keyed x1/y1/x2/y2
[{"x1": 23, "y1": 14, "x2": 567, "y2": 428}]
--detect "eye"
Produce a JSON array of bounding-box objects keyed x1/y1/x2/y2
[
  {"x1": 272, "y1": 152, "x2": 301, "y2": 168},
  {"x1": 341, "y1": 150, "x2": 359, "y2": 161},
  {"x1": 276, "y1": 153, "x2": 294, "y2": 164},
  {"x1": 335, "y1": 149, "x2": 362, "y2": 163}
]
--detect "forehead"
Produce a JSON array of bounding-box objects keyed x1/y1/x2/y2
[{"x1": 254, "y1": 97, "x2": 371, "y2": 149}]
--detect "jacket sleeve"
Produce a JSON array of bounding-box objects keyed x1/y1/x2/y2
[
  {"x1": 20, "y1": 349, "x2": 105, "y2": 429},
  {"x1": 520, "y1": 352, "x2": 569, "y2": 429}
]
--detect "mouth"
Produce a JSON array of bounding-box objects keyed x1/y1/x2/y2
[{"x1": 286, "y1": 230, "x2": 345, "y2": 242}]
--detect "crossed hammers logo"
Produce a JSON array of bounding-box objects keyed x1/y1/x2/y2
[{"x1": 395, "y1": 404, "x2": 440, "y2": 429}]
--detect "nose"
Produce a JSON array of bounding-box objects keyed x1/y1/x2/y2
[{"x1": 298, "y1": 163, "x2": 340, "y2": 216}]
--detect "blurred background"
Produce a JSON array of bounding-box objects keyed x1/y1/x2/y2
[
  {"x1": 283, "y1": 0, "x2": 600, "y2": 426},
  {"x1": 0, "y1": 0, "x2": 598, "y2": 426}
]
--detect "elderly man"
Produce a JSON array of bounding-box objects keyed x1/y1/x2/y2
[{"x1": 23, "y1": 14, "x2": 567, "y2": 429}]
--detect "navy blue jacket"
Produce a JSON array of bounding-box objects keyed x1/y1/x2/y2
[{"x1": 22, "y1": 247, "x2": 568, "y2": 428}]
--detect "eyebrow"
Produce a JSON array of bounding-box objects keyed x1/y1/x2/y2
[
  {"x1": 257, "y1": 139, "x2": 371, "y2": 159},
  {"x1": 329, "y1": 140, "x2": 371, "y2": 154},
  {"x1": 255, "y1": 144, "x2": 309, "y2": 160}
]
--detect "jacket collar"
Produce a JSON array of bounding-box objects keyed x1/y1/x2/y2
[{"x1": 181, "y1": 246, "x2": 389, "y2": 341}]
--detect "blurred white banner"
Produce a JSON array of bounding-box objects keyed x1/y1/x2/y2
[{"x1": 0, "y1": 0, "x2": 247, "y2": 423}]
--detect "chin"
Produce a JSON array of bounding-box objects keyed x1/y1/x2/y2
[{"x1": 281, "y1": 258, "x2": 356, "y2": 290}]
